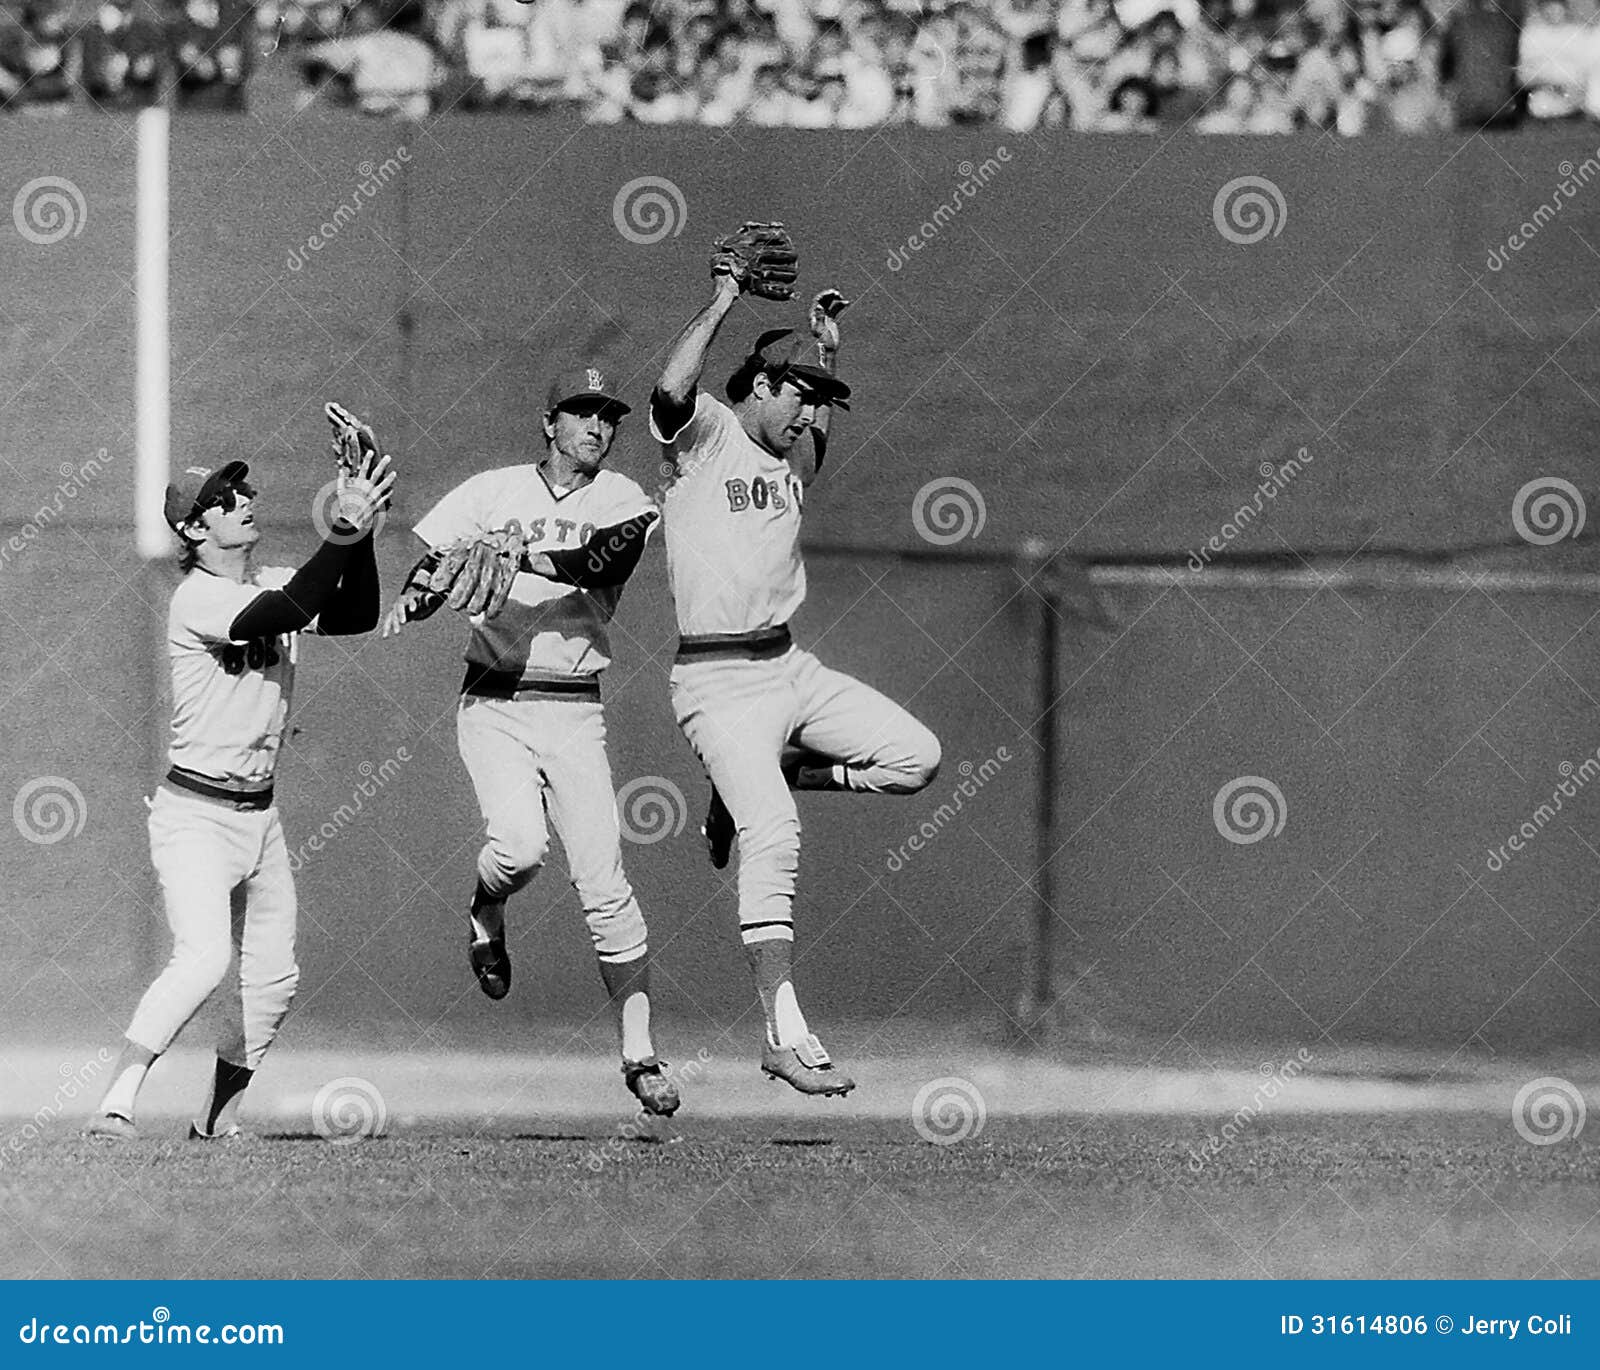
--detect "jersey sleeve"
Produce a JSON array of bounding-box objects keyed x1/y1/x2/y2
[
  {"x1": 650, "y1": 392, "x2": 734, "y2": 478},
  {"x1": 172, "y1": 574, "x2": 275, "y2": 645},
  {"x1": 413, "y1": 472, "x2": 498, "y2": 550},
  {"x1": 595, "y1": 472, "x2": 659, "y2": 525},
  {"x1": 256, "y1": 566, "x2": 295, "y2": 592}
]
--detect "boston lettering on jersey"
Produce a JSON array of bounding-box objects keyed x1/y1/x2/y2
[
  {"x1": 724, "y1": 473, "x2": 803, "y2": 514},
  {"x1": 526, "y1": 517, "x2": 599, "y2": 545},
  {"x1": 215, "y1": 636, "x2": 282, "y2": 676}
]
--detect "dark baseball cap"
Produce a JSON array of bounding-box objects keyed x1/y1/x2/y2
[
  {"x1": 747, "y1": 329, "x2": 851, "y2": 410},
  {"x1": 164, "y1": 460, "x2": 250, "y2": 530},
  {"x1": 546, "y1": 365, "x2": 631, "y2": 417}
]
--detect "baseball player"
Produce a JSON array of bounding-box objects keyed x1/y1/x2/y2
[
  {"x1": 651, "y1": 227, "x2": 942, "y2": 1096},
  {"x1": 381, "y1": 365, "x2": 679, "y2": 1117},
  {"x1": 87, "y1": 436, "x2": 395, "y2": 1140}
]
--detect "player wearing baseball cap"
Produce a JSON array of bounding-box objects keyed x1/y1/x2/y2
[
  {"x1": 383, "y1": 363, "x2": 680, "y2": 1117},
  {"x1": 87, "y1": 437, "x2": 395, "y2": 1141},
  {"x1": 649, "y1": 233, "x2": 941, "y2": 1097}
]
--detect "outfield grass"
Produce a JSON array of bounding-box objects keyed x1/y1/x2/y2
[{"x1": 4, "y1": 1115, "x2": 1595, "y2": 1280}]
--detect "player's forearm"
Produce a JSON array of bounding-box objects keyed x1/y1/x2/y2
[
  {"x1": 395, "y1": 551, "x2": 447, "y2": 623},
  {"x1": 228, "y1": 525, "x2": 360, "y2": 639},
  {"x1": 655, "y1": 279, "x2": 739, "y2": 407},
  {"x1": 315, "y1": 533, "x2": 381, "y2": 635},
  {"x1": 530, "y1": 512, "x2": 657, "y2": 589}
]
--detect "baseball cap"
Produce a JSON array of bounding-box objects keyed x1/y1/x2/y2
[
  {"x1": 744, "y1": 328, "x2": 852, "y2": 410},
  {"x1": 546, "y1": 365, "x2": 631, "y2": 417},
  {"x1": 164, "y1": 460, "x2": 250, "y2": 531}
]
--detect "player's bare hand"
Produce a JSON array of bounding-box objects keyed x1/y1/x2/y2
[
  {"x1": 809, "y1": 289, "x2": 850, "y2": 353},
  {"x1": 523, "y1": 551, "x2": 557, "y2": 579},
  {"x1": 335, "y1": 452, "x2": 396, "y2": 533},
  {"x1": 380, "y1": 595, "x2": 409, "y2": 638}
]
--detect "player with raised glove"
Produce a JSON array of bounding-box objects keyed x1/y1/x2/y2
[
  {"x1": 709, "y1": 221, "x2": 798, "y2": 301},
  {"x1": 651, "y1": 254, "x2": 941, "y2": 1101}
]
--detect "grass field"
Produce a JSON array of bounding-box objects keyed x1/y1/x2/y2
[
  {"x1": 3, "y1": 1041, "x2": 1596, "y2": 1281},
  {"x1": 4, "y1": 1117, "x2": 1597, "y2": 1280}
]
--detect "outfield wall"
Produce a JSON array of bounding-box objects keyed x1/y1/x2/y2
[{"x1": 0, "y1": 120, "x2": 1596, "y2": 1052}]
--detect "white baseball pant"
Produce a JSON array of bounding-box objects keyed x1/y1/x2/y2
[
  {"x1": 125, "y1": 787, "x2": 299, "y2": 1069},
  {"x1": 456, "y1": 695, "x2": 648, "y2": 963},
  {"x1": 670, "y1": 646, "x2": 941, "y2": 942}
]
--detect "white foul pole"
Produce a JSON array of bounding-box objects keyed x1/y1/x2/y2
[
  {"x1": 134, "y1": 106, "x2": 170, "y2": 560},
  {"x1": 133, "y1": 105, "x2": 171, "y2": 985}
]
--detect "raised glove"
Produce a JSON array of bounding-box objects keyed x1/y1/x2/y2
[
  {"x1": 325, "y1": 401, "x2": 378, "y2": 477},
  {"x1": 710, "y1": 221, "x2": 797, "y2": 301}
]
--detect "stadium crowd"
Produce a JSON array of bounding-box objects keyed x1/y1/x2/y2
[{"x1": 0, "y1": 0, "x2": 1594, "y2": 130}]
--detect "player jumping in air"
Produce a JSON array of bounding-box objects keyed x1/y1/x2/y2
[
  {"x1": 87, "y1": 430, "x2": 395, "y2": 1140},
  {"x1": 381, "y1": 365, "x2": 679, "y2": 1117},
  {"x1": 651, "y1": 224, "x2": 941, "y2": 1096}
]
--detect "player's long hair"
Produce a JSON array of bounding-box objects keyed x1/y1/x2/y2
[
  {"x1": 175, "y1": 528, "x2": 202, "y2": 573},
  {"x1": 726, "y1": 328, "x2": 796, "y2": 404}
]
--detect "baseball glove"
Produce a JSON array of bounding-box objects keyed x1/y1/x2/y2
[
  {"x1": 325, "y1": 401, "x2": 378, "y2": 477},
  {"x1": 710, "y1": 221, "x2": 797, "y2": 301},
  {"x1": 423, "y1": 521, "x2": 525, "y2": 619}
]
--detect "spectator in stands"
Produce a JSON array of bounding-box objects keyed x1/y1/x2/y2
[
  {"x1": 1098, "y1": 74, "x2": 1158, "y2": 129},
  {"x1": 81, "y1": 1, "x2": 167, "y2": 112},
  {"x1": 1284, "y1": 20, "x2": 1345, "y2": 128},
  {"x1": 1194, "y1": 68, "x2": 1256, "y2": 132},
  {"x1": 0, "y1": 4, "x2": 79, "y2": 115},
  {"x1": 1003, "y1": 28, "x2": 1059, "y2": 131},
  {"x1": 1051, "y1": 1, "x2": 1125, "y2": 128},
  {"x1": 1149, "y1": 41, "x2": 1207, "y2": 123},
  {"x1": 172, "y1": 0, "x2": 252, "y2": 111},
  {"x1": 302, "y1": 2, "x2": 445, "y2": 117}
]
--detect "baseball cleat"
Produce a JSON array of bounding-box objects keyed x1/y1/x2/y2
[
  {"x1": 760, "y1": 1033, "x2": 855, "y2": 1097},
  {"x1": 187, "y1": 1123, "x2": 242, "y2": 1141},
  {"x1": 469, "y1": 930, "x2": 511, "y2": 1000},
  {"x1": 84, "y1": 1113, "x2": 139, "y2": 1142},
  {"x1": 702, "y1": 787, "x2": 734, "y2": 870},
  {"x1": 623, "y1": 1058, "x2": 681, "y2": 1117}
]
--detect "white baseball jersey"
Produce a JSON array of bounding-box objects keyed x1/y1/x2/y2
[
  {"x1": 413, "y1": 465, "x2": 656, "y2": 677},
  {"x1": 166, "y1": 565, "x2": 300, "y2": 787},
  {"x1": 652, "y1": 392, "x2": 806, "y2": 636}
]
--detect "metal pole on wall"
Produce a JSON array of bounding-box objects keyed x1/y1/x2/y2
[
  {"x1": 134, "y1": 104, "x2": 170, "y2": 984},
  {"x1": 1010, "y1": 540, "x2": 1059, "y2": 1042}
]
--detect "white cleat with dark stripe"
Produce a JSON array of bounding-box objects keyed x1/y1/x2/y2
[
  {"x1": 761, "y1": 1033, "x2": 855, "y2": 1097},
  {"x1": 84, "y1": 1113, "x2": 139, "y2": 1142}
]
